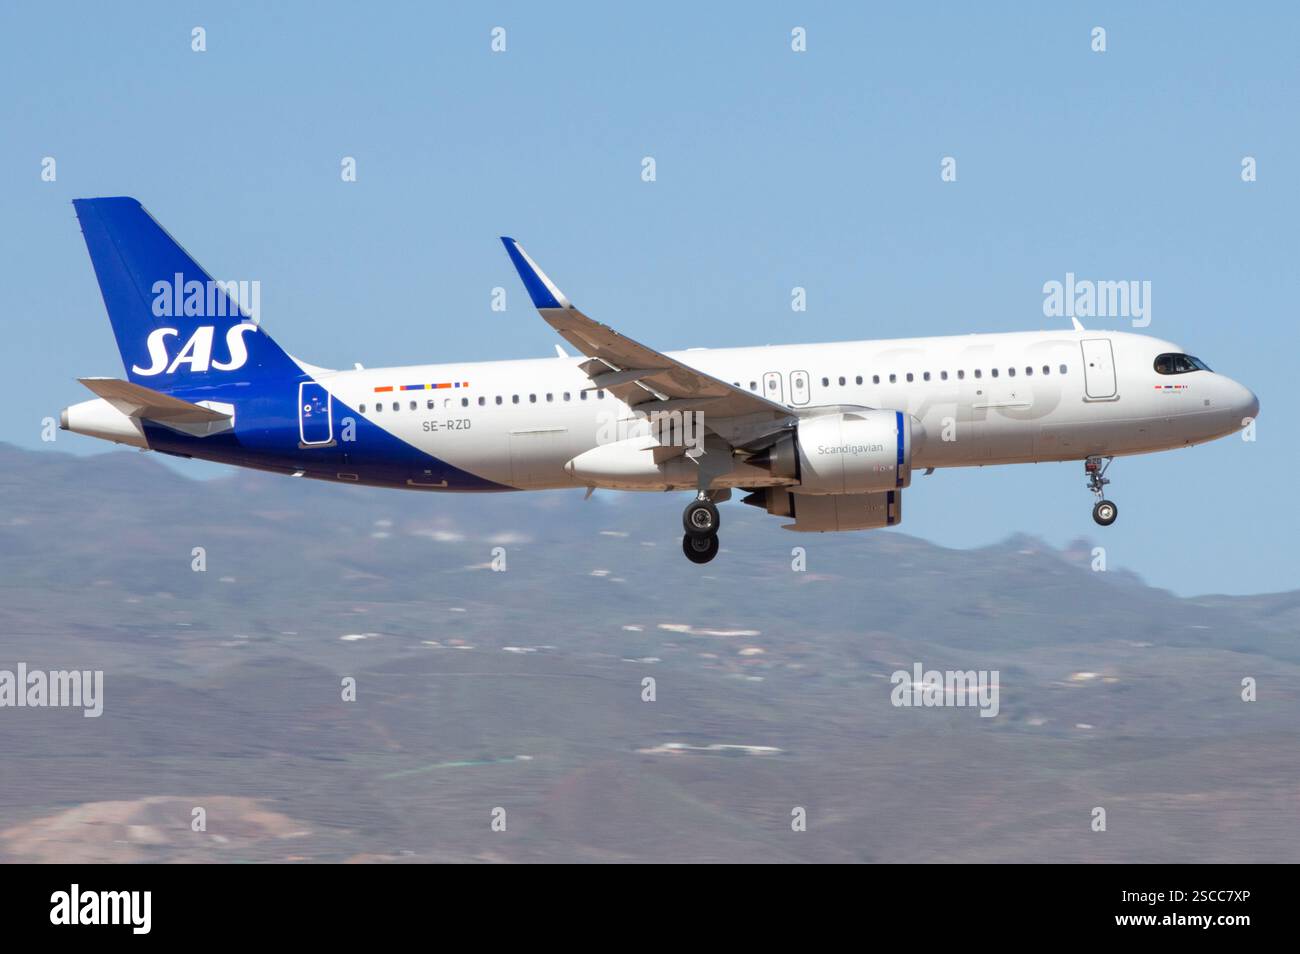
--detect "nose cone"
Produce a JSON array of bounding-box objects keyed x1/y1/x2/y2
[
  {"x1": 1233, "y1": 381, "x2": 1260, "y2": 424},
  {"x1": 1218, "y1": 377, "x2": 1258, "y2": 434}
]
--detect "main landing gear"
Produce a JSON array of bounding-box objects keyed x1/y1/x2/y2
[
  {"x1": 681, "y1": 493, "x2": 722, "y2": 564},
  {"x1": 1085, "y1": 456, "x2": 1118, "y2": 527}
]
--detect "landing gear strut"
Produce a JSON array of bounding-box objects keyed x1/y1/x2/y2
[
  {"x1": 681, "y1": 492, "x2": 722, "y2": 563},
  {"x1": 1085, "y1": 456, "x2": 1118, "y2": 527}
]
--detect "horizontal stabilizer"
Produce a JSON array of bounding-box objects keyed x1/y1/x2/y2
[{"x1": 78, "y1": 377, "x2": 232, "y2": 424}]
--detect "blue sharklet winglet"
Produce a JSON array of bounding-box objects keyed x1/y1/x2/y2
[{"x1": 500, "y1": 237, "x2": 571, "y2": 310}]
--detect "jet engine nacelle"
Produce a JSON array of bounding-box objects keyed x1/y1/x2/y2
[{"x1": 794, "y1": 409, "x2": 913, "y2": 495}]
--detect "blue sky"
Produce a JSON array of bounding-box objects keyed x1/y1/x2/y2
[{"x1": 2, "y1": 2, "x2": 1295, "y2": 595}]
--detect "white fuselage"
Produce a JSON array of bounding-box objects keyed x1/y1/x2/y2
[{"x1": 307, "y1": 328, "x2": 1256, "y2": 491}]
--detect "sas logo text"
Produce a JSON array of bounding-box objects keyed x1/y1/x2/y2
[{"x1": 133, "y1": 324, "x2": 258, "y2": 376}]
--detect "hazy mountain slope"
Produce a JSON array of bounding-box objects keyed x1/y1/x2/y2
[{"x1": 0, "y1": 443, "x2": 1295, "y2": 862}]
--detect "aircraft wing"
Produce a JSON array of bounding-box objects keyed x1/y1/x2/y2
[
  {"x1": 501, "y1": 238, "x2": 793, "y2": 425},
  {"x1": 78, "y1": 377, "x2": 233, "y2": 424}
]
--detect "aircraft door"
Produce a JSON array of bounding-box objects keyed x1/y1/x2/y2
[
  {"x1": 299, "y1": 382, "x2": 333, "y2": 445},
  {"x1": 1080, "y1": 339, "x2": 1118, "y2": 400},
  {"x1": 789, "y1": 370, "x2": 810, "y2": 405},
  {"x1": 762, "y1": 371, "x2": 784, "y2": 403}
]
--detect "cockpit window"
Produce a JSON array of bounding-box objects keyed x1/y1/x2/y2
[{"x1": 1154, "y1": 353, "x2": 1211, "y2": 375}]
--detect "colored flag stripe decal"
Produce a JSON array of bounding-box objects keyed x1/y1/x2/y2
[{"x1": 375, "y1": 382, "x2": 470, "y2": 393}]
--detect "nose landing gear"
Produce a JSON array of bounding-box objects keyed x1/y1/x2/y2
[
  {"x1": 1085, "y1": 456, "x2": 1118, "y2": 526},
  {"x1": 681, "y1": 493, "x2": 722, "y2": 563}
]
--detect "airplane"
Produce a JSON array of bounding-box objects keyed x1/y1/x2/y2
[{"x1": 62, "y1": 197, "x2": 1259, "y2": 564}]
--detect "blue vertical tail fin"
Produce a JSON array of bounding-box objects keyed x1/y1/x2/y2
[{"x1": 73, "y1": 197, "x2": 300, "y2": 389}]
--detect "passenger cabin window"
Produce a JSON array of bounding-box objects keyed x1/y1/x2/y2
[
  {"x1": 873, "y1": 375, "x2": 880, "y2": 384},
  {"x1": 923, "y1": 372, "x2": 931, "y2": 381},
  {"x1": 1059, "y1": 364, "x2": 1067, "y2": 374},
  {"x1": 1154, "y1": 353, "x2": 1211, "y2": 374},
  {"x1": 392, "y1": 402, "x2": 399, "y2": 411},
  {"x1": 820, "y1": 377, "x2": 829, "y2": 387},
  {"x1": 855, "y1": 375, "x2": 863, "y2": 385},
  {"x1": 940, "y1": 371, "x2": 948, "y2": 381},
  {"x1": 360, "y1": 404, "x2": 366, "y2": 413},
  {"x1": 889, "y1": 374, "x2": 897, "y2": 384},
  {"x1": 838, "y1": 376, "x2": 846, "y2": 386},
  {"x1": 906, "y1": 373, "x2": 914, "y2": 383}
]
